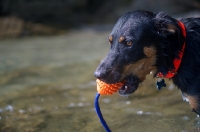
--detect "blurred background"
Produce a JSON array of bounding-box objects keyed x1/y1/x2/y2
[
  {"x1": 1, "y1": 0, "x2": 200, "y2": 38},
  {"x1": 0, "y1": 0, "x2": 200, "y2": 132}
]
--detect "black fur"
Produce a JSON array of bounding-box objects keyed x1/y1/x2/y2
[{"x1": 94, "y1": 10, "x2": 200, "y2": 114}]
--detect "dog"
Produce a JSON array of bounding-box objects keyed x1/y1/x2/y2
[{"x1": 94, "y1": 10, "x2": 200, "y2": 115}]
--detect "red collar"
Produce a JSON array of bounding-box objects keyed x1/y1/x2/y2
[{"x1": 157, "y1": 21, "x2": 186, "y2": 78}]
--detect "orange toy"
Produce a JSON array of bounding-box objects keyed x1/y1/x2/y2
[{"x1": 96, "y1": 79, "x2": 125, "y2": 95}]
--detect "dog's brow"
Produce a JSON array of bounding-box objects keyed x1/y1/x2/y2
[
  {"x1": 109, "y1": 35, "x2": 113, "y2": 42},
  {"x1": 119, "y1": 36, "x2": 125, "y2": 43}
]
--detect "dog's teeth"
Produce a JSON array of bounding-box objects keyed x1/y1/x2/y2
[
  {"x1": 150, "y1": 71, "x2": 153, "y2": 75},
  {"x1": 125, "y1": 86, "x2": 127, "y2": 89}
]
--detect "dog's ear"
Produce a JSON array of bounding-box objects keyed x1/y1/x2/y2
[
  {"x1": 154, "y1": 20, "x2": 178, "y2": 37},
  {"x1": 153, "y1": 13, "x2": 185, "y2": 52},
  {"x1": 153, "y1": 12, "x2": 179, "y2": 37}
]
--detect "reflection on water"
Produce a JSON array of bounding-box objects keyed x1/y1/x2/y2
[{"x1": 0, "y1": 30, "x2": 200, "y2": 132}]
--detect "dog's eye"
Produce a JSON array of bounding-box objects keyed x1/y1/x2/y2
[{"x1": 126, "y1": 41, "x2": 133, "y2": 46}]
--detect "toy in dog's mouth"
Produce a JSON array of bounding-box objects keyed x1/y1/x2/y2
[{"x1": 96, "y1": 75, "x2": 140, "y2": 96}]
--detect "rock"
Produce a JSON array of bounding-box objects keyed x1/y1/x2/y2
[{"x1": 0, "y1": 16, "x2": 24, "y2": 39}]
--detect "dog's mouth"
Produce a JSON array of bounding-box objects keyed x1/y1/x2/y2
[{"x1": 118, "y1": 75, "x2": 140, "y2": 96}]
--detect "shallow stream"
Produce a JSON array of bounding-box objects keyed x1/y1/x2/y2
[{"x1": 0, "y1": 29, "x2": 199, "y2": 132}]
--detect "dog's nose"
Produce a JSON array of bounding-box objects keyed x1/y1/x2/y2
[{"x1": 94, "y1": 71, "x2": 106, "y2": 80}]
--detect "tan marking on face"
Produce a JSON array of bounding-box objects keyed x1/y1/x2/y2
[
  {"x1": 119, "y1": 36, "x2": 125, "y2": 43},
  {"x1": 144, "y1": 46, "x2": 156, "y2": 57},
  {"x1": 184, "y1": 93, "x2": 198, "y2": 110},
  {"x1": 121, "y1": 46, "x2": 157, "y2": 81},
  {"x1": 109, "y1": 36, "x2": 113, "y2": 44}
]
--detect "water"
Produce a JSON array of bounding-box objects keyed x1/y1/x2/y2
[{"x1": 0, "y1": 29, "x2": 200, "y2": 132}]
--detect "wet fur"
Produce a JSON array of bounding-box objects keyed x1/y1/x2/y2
[{"x1": 94, "y1": 10, "x2": 200, "y2": 114}]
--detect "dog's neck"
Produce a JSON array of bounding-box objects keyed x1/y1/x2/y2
[{"x1": 157, "y1": 21, "x2": 186, "y2": 78}]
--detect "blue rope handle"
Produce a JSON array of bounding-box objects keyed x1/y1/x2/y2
[{"x1": 94, "y1": 93, "x2": 112, "y2": 132}]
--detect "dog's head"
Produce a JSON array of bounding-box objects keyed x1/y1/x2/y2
[{"x1": 94, "y1": 10, "x2": 185, "y2": 95}]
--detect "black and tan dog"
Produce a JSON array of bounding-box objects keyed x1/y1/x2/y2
[{"x1": 94, "y1": 10, "x2": 200, "y2": 114}]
